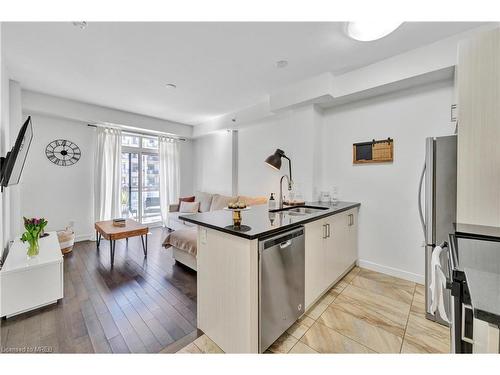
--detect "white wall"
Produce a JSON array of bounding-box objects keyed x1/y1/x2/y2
[
  {"x1": 17, "y1": 112, "x2": 196, "y2": 241},
  {"x1": 193, "y1": 131, "x2": 233, "y2": 195},
  {"x1": 192, "y1": 105, "x2": 323, "y2": 201},
  {"x1": 8, "y1": 80, "x2": 22, "y2": 237},
  {"x1": 321, "y1": 81, "x2": 455, "y2": 282},
  {"x1": 194, "y1": 80, "x2": 454, "y2": 283},
  {"x1": 11, "y1": 90, "x2": 195, "y2": 242},
  {"x1": 238, "y1": 105, "x2": 322, "y2": 201},
  {"x1": 19, "y1": 113, "x2": 96, "y2": 241},
  {"x1": 0, "y1": 23, "x2": 9, "y2": 258}
]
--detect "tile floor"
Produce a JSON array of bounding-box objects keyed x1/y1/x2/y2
[{"x1": 176, "y1": 267, "x2": 451, "y2": 354}]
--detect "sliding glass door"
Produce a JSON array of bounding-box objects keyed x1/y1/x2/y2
[
  {"x1": 120, "y1": 151, "x2": 139, "y2": 220},
  {"x1": 120, "y1": 133, "x2": 161, "y2": 225}
]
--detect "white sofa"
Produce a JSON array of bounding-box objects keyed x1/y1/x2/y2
[
  {"x1": 167, "y1": 209, "x2": 196, "y2": 231},
  {"x1": 163, "y1": 192, "x2": 267, "y2": 270}
]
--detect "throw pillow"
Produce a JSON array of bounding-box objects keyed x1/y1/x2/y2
[
  {"x1": 195, "y1": 191, "x2": 214, "y2": 212},
  {"x1": 210, "y1": 194, "x2": 238, "y2": 211},
  {"x1": 179, "y1": 201, "x2": 200, "y2": 213},
  {"x1": 178, "y1": 196, "x2": 195, "y2": 207}
]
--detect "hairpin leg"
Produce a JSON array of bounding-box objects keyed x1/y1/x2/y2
[
  {"x1": 141, "y1": 235, "x2": 147, "y2": 258},
  {"x1": 110, "y1": 239, "x2": 115, "y2": 268}
]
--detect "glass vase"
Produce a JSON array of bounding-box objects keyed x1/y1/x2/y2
[{"x1": 27, "y1": 239, "x2": 40, "y2": 258}]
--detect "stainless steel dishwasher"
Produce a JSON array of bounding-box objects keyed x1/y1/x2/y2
[{"x1": 259, "y1": 226, "x2": 305, "y2": 353}]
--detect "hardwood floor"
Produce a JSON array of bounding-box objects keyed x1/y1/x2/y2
[{"x1": 0, "y1": 228, "x2": 200, "y2": 353}]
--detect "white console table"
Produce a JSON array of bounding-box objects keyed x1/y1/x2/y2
[{"x1": 0, "y1": 232, "x2": 63, "y2": 318}]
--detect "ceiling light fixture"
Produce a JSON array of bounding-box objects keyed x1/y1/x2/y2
[
  {"x1": 165, "y1": 83, "x2": 177, "y2": 89},
  {"x1": 276, "y1": 60, "x2": 288, "y2": 68},
  {"x1": 345, "y1": 21, "x2": 403, "y2": 41},
  {"x1": 72, "y1": 21, "x2": 88, "y2": 30}
]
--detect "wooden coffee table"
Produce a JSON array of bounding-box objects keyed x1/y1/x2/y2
[{"x1": 94, "y1": 219, "x2": 149, "y2": 268}]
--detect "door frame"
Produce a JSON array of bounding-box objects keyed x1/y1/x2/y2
[{"x1": 122, "y1": 133, "x2": 162, "y2": 227}]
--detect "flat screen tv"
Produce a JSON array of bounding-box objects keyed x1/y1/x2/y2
[{"x1": 0, "y1": 116, "x2": 33, "y2": 188}]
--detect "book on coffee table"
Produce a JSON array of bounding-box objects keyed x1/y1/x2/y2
[{"x1": 112, "y1": 218, "x2": 126, "y2": 227}]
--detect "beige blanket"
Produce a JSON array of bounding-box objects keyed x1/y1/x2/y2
[{"x1": 163, "y1": 228, "x2": 197, "y2": 257}]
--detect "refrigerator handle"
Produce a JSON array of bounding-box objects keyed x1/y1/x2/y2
[{"x1": 418, "y1": 162, "x2": 426, "y2": 237}]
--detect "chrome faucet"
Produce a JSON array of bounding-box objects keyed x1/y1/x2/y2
[{"x1": 279, "y1": 174, "x2": 293, "y2": 209}]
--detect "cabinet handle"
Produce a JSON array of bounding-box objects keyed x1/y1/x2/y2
[
  {"x1": 322, "y1": 224, "x2": 327, "y2": 239},
  {"x1": 348, "y1": 214, "x2": 354, "y2": 226},
  {"x1": 327, "y1": 223, "x2": 331, "y2": 238}
]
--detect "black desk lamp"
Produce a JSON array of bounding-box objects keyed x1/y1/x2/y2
[{"x1": 265, "y1": 149, "x2": 293, "y2": 190}]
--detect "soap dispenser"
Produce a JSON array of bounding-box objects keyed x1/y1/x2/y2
[{"x1": 268, "y1": 193, "x2": 276, "y2": 210}]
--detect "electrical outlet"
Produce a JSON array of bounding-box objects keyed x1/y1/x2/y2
[{"x1": 200, "y1": 229, "x2": 207, "y2": 244}]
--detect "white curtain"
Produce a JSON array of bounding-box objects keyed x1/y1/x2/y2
[
  {"x1": 159, "y1": 137, "x2": 180, "y2": 226},
  {"x1": 94, "y1": 127, "x2": 122, "y2": 221}
]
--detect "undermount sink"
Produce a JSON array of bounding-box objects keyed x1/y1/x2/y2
[{"x1": 271, "y1": 205, "x2": 329, "y2": 215}]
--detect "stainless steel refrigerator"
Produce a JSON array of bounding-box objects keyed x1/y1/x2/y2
[{"x1": 418, "y1": 135, "x2": 456, "y2": 326}]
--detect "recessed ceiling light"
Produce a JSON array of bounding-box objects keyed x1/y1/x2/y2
[
  {"x1": 72, "y1": 21, "x2": 88, "y2": 30},
  {"x1": 345, "y1": 22, "x2": 403, "y2": 41},
  {"x1": 165, "y1": 83, "x2": 177, "y2": 89},
  {"x1": 276, "y1": 60, "x2": 288, "y2": 68}
]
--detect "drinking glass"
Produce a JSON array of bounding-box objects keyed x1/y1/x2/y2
[{"x1": 331, "y1": 186, "x2": 339, "y2": 205}]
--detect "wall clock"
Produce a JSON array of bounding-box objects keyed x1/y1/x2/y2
[{"x1": 45, "y1": 139, "x2": 81, "y2": 166}]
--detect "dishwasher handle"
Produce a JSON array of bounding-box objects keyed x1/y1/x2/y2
[
  {"x1": 279, "y1": 240, "x2": 292, "y2": 249},
  {"x1": 260, "y1": 227, "x2": 304, "y2": 250}
]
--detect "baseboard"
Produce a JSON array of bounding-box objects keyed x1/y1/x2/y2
[{"x1": 357, "y1": 259, "x2": 424, "y2": 284}]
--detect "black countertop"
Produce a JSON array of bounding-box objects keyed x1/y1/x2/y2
[
  {"x1": 179, "y1": 201, "x2": 360, "y2": 240},
  {"x1": 456, "y1": 222, "x2": 500, "y2": 239},
  {"x1": 454, "y1": 233, "x2": 500, "y2": 327}
]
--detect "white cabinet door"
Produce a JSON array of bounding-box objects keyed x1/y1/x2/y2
[
  {"x1": 457, "y1": 28, "x2": 500, "y2": 227},
  {"x1": 304, "y1": 210, "x2": 359, "y2": 309},
  {"x1": 473, "y1": 318, "x2": 500, "y2": 353},
  {"x1": 304, "y1": 219, "x2": 326, "y2": 309},
  {"x1": 324, "y1": 213, "x2": 346, "y2": 288},
  {"x1": 325, "y1": 209, "x2": 358, "y2": 288}
]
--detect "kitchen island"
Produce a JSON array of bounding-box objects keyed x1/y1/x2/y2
[{"x1": 180, "y1": 201, "x2": 360, "y2": 353}]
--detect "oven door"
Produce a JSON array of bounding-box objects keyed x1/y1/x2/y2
[
  {"x1": 449, "y1": 276, "x2": 474, "y2": 353},
  {"x1": 448, "y1": 234, "x2": 474, "y2": 353}
]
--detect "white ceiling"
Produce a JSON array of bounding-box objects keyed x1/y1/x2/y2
[{"x1": 4, "y1": 22, "x2": 486, "y2": 126}]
